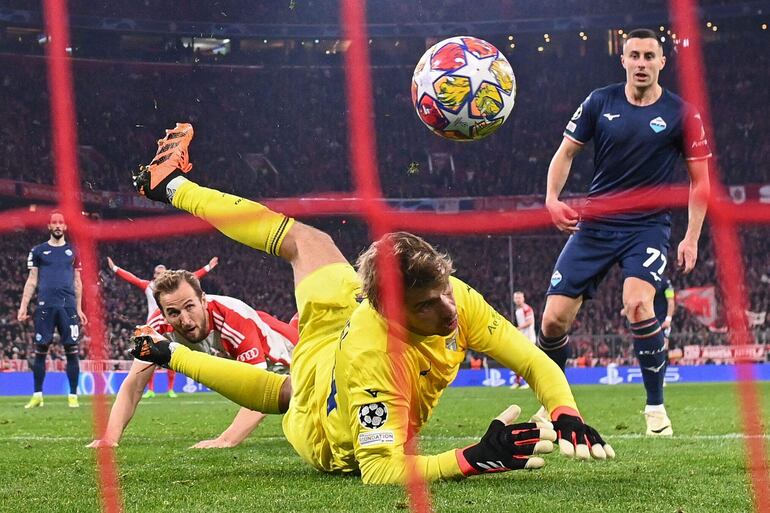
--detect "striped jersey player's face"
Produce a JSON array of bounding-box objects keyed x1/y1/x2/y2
[
  {"x1": 159, "y1": 281, "x2": 210, "y2": 342},
  {"x1": 404, "y1": 280, "x2": 458, "y2": 337},
  {"x1": 621, "y1": 37, "x2": 666, "y2": 90}
]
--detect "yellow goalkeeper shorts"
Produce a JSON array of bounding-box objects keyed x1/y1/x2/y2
[{"x1": 282, "y1": 263, "x2": 361, "y2": 470}]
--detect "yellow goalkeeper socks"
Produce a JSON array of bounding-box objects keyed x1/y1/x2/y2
[
  {"x1": 169, "y1": 344, "x2": 287, "y2": 414},
  {"x1": 172, "y1": 179, "x2": 294, "y2": 256}
]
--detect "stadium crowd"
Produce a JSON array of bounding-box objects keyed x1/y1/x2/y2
[
  {"x1": 1, "y1": 220, "x2": 768, "y2": 367},
  {"x1": 4, "y1": 0, "x2": 746, "y2": 24},
  {"x1": 0, "y1": 28, "x2": 767, "y2": 199},
  {"x1": 0, "y1": 8, "x2": 767, "y2": 368}
]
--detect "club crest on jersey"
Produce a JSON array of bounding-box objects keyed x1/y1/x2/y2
[
  {"x1": 359, "y1": 402, "x2": 388, "y2": 430},
  {"x1": 649, "y1": 116, "x2": 667, "y2": 133},
  {"x1": 65, "y1": 249, "x2": 73, "y2": 256},
  {"x1": 550, "y1": 270, "x2": 563, "y2": 287}
]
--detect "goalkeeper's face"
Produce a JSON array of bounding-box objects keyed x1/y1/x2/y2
[
  {"x1": 159, "y1": 281, "x2": 210, "y2": 343},
  {"x1": 404, "y1": 279, "x2": 458, "y2": 337}
]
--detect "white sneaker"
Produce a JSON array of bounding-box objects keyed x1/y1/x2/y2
[
  {"x1": 519, "y1": 383, "x2": 530, "y2": 390},
  {"x1": 645, "y1": 411, "x2": 673, "y2": 436},
  {"x1": 509, "y1": 383, "x2": 520, "y2": 390},
  {"x1": 530, "y1": 405, "x2": 550, "y2": 424}
]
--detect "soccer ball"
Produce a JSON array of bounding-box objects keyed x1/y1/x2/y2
[{"x1": 411, "y1": 36, "x2": 516, "y2": 141}]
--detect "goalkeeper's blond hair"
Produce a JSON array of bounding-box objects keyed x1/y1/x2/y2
[{"x1": 356, "y1": 232, "x2": 454, "y2": 313}]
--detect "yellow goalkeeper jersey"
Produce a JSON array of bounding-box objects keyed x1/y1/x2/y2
[{"x1": 300, "y1": 275, "x2": 577, "y2": 484}]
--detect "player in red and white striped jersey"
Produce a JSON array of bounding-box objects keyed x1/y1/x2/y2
[
  {"x1": 146, "y1": 294, "x2": 295, "y2": 370},
  {"x1": 88, "y1": 270, "x2": 297, "y2": 449},
  {"x1": 106, "y1": 255, "x2": 219, "y2": 398},
  {"x1": 511, "y1": 291, "x2": 537, "y2": 389}
]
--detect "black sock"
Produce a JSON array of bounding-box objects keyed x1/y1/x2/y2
[{"x1": 537, "y1": 333, "x2": 570, "y2": 372}]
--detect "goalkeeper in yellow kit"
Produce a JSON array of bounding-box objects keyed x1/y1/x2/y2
[{"x1": 130, "y1": 123, "x2": 615, "y2": 484}]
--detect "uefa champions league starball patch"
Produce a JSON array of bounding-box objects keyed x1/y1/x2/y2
[{"x1": 359, "y1": 402, "x2": 388, "y2": 429}]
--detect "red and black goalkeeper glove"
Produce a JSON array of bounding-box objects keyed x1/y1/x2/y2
[
  {"x1": 456, "y1": 405, "x2": 556, "y2": 476},
  {"x1": 551, "y1": 408, "x2": 616, "y2": 460},
  {"x1": 129, "y1": 325, "x2": 173, "y2": 367}
]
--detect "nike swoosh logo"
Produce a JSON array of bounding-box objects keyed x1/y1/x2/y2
[{"x1": 650, "y1": 425, "x2": 671, "y2": 434}]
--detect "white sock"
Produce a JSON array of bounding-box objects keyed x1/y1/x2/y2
[
  {"x1": 33, "y1": 391, "x2": 42, "y2": 398},
  {"x1": 165, "y1": 176, "x2": 188, "y2": 202},
  {"x1": 68, "y1": 393, "x2": 77, "y2": 398},
  {"x1": 645, "y1": 404, "x2": 666, "y2": 414}
]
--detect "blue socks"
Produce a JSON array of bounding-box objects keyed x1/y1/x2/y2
[
  {"x1": 65, "y1": 347, "x2": 80, "y2": 395},
  {"x1": 32, "y1": 346, "x2": 47, "y2": 393},
  {"x1": 631, "y1": 318, "x2": 668, "y2": 405}
]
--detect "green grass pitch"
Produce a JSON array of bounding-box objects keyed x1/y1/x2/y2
[{"x1": 1, "y1": 382, "x2": 767, "y2": 512}]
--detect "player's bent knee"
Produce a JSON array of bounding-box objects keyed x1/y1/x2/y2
[
  {"x1": 541, "y1": 312, "x2": 571, "y2": 337},
  {"x1": 34, "y1": 344, "x2": 49, "y2": 355},
  {"x1": 623, "y1": 298, "x2": 654, "y2": 322}
]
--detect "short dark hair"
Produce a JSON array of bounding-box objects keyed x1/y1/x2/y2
[
  {"x1": 356, "y1": 232, "x2": 454, "y2": 313},
  {"x1": 153, "y1": 270, "x2": 204, "y2": 310},
  {"x1": 624, "y1": 28, "x2": 662, "y2": 50}
]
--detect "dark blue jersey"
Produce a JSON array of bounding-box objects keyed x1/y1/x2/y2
[
  {"x1": 27, "y1": 242, "x2": 81, "y2": 308},
  {"x1": 654, "y1": 276, "x2": 675, "y2": 324},
  {"x1": 564, "y1": 83, "x2": 711, "y2": 230}
]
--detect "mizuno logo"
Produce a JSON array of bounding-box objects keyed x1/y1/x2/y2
[
  {"x1": 603, "y1": 113, "x2": 620, "y2": 120},
  {"x1": 364, "y1": 388, "x2": 379, "y2": 398},
  {"x1": 43, "y1": 251, "x2": 51, "y2": 255}
]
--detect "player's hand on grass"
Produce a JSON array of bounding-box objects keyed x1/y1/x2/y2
[
  {"x1": 457, "y1": 405, "x2": 556, "y2": 476},
  {"x1": 546, "y1": 199, "x2": 580, "y2": 233},
  {"x1": 129, "y1": 326, "x2": 172, "y2": 367},
  {"x1": 551, "y1": 412, "x2": 615, "y2": 460},
  {"x1": 677, "y1": 237, "x2": 698, "y2": 274},
  {"x1": 87, "y1": 439, "x2": 118, "y2": 448},
  {"x1": 190, "y1": 437, "x2": 236, "y2": 449}
]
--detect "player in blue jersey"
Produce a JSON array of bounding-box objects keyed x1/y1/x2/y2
[
  {"x1": 17, "y1": 212, "x2": 88, "y2": 408},
  {"x1": 538, "y1": 28, "x2": 711, "y2": 436}
]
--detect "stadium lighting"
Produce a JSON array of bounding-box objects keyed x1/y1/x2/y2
[
  {"x1": 712, "y1": 25, "x2": 718, "y2": 31},
  {"x1": 659, "y1": 26, "x2": 665, "y2": 31},
  {"x1": 537, "y1": 46, "x2": 544, "y2": 52},
  {"x1": 763, "y1": 23, "x2": 768, "y2": 30},
  {"x1": 706, "y1": 21, "x2": 713, "y2": 28},
  {"x1": 618, "y1": 29, "x2": 624, "y2": 35},
  {"x1": 509, "y1": 43, "x2": 515, "y2": 48},
  {"x1": 508, "y1": 35, "x2": 513, "y2": 40}
]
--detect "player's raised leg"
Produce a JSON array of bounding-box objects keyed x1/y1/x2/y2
[
  {"x1": 623, "y1": 277, "x2": 672, "y2": 436},
  {"x1": 131, "y1": 123, "x2": 346, "y2": 288}
]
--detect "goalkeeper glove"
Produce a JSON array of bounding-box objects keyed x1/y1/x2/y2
[
  {"x1": 551, "y1": 409, "x2": 616, "y2": 460},
  {"x1": 129, "y1": 325, "x2": 173, "y2": 367},
  {"x1": 457, "y1": 405, "x2": 556, "y2": 476}
]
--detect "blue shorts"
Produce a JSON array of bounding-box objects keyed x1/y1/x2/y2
[
  {"x1": 34, "y1": 307, "x2": 80, "y2": 346},
  {"x1": 546, "y1": 225, "x2": 671, "y2": 300}
]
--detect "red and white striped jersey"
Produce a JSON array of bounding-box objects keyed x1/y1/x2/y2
[
  {"x1": 148, "y1": 295, "x2": 297, "y2": 368},
  {"x1": 514, "y1": 303, "x2": 536, "y2": 343}
]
